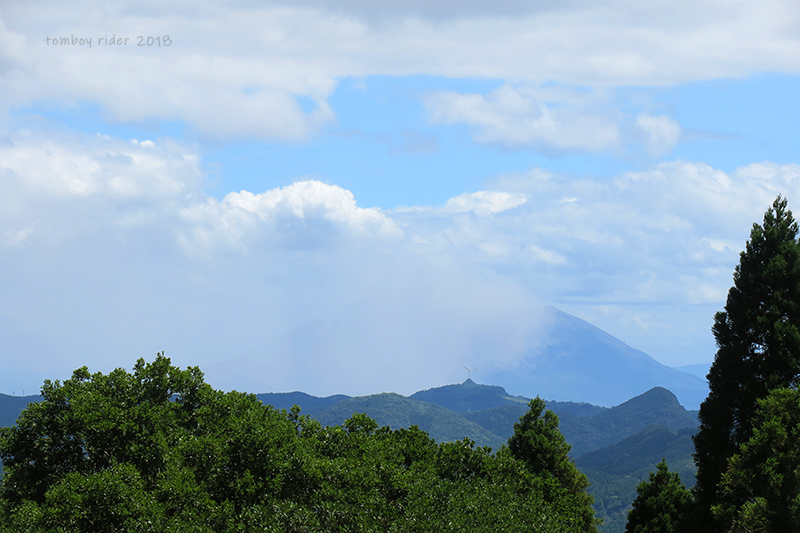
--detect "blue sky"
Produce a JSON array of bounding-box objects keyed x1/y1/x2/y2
[{"x1": 1, "y1": 0, "x2": 800, "y2": 397}]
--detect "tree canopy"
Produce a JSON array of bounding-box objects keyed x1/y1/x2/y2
[
  {"x1": 692, "y1": 195, "x2": 800, "y2": 532},
  {"x1": 508, "y1": 397, "x2": 599, "y2": 532},
  {"x1": 0, "y1": 355, "x2": 599, "y2": 532},
  {"x1": 625, "y1": 460, "x2": 691, "y2": 533},
  {"x1": 713, "y1": 388, "x2": 800, "y2": 532}
]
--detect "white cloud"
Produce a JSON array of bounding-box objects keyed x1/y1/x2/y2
[
  {"x1": 425, "y1": 85, "x2": 689, "y2": 155},
  {"x1": 636, "y1": 114, "x2": 682, "y2": 156},
  {"x1": 0, "y1": 131, "x2": 400, "y2": 256},
  {"x1": 0, "y1": 133, "x2": 200, "y2": 200},
  {"x1": 4, "y1": 127, "x2": 800, "y2": 389},
  {"x1": 442, "y1": 191, "x2": 527, "y2": 216},
  {"x1": 2, "y1": 0, "x2": 800, "y2": 141},
  {"x1": 732, "y1": 161, "x2": 800, "y2": 184},
  {"x1": 177, "y1": 180, "x2": 402, "y2": 253},
  {"x1": 425, "y1": 86, "x2": 621, "y2": 153}
]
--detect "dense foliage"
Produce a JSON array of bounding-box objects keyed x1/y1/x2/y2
[
  {"x1": 0, "y1": 356, "x2": 599, "y2": 532},
  {"x1": 580, "y1": 425, "x2": 696, "y2": 533},
  {"x1": 692, "y1": 196, "x2": 800, "y2": 532},
  {"x1": 507, "y1": 398, "x2": 599, "y2": 532},
  {"x1": 713, "y1": 388, "x2": 800, "y2": 531},
  {"x1": 625, "y1": 460, "x2": 691, "y2": 533}
]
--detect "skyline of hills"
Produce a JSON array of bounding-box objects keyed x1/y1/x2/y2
[
  {"x1": 2, "y1": 378, "x2": 699, "y2": 533},
  {"x1": 265, "y1": 379, "x2": 699, "y2": 533},
  {"x1": 205, "y1": 305, "x2": 709, "y2": 410}
]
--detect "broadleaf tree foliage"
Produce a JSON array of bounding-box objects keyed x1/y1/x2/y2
[
  {"x1": 692, "y1": 196, "x2": 800, "y2": 532},
  {"x1": 0, "y1": 355, "x2": 599, "y2": 532}
]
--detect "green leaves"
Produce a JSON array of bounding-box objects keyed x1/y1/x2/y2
[
  {"x1": 509, "y1": 397, "x2": 587, "y2": 493},
  {"x1": 507, "y1": 397, "x2": 599, "y2": 532},
  {"x1": 693, "y1": 196, "x2": 800, "y2": 531},
  {"x1": 0, "y1": 357, "x2": 600, "y2": 532},
  {"x1": 713, "y1": 388, "x2": 800, "y2": 532},
  {"x1": 625, "y1": 460, "x2": 691, "y2": 533}
]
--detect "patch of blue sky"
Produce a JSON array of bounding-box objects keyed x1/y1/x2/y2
[
  {"x1": 10, "y1": 100, "x2": 186, "y2": 141},
  {"x1": 206, "y1": 75, "x2": 639, "y2": 208},
  {"x1": 659, "y1": 73, "x2": 800, "y2": 171},
  {"x1": 14, "y1": 73, "x2": 799, "y2": 210}
]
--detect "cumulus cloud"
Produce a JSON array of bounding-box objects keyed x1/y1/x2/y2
[
  {"x1": 177, "y1": 180, "x2": 402, "y2": 253},
  {"x1": 0, "y1": 134, "x2": 199, "y2": 199},
  {"x1": 4, "y1": 126, "x2": 800, "y2": 391}
]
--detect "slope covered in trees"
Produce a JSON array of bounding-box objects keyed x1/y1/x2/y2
[
  {"x1": 0, "y1": 356, "x2": 600, "y2": 532},
  {"x1": 313, "y1": 392, "x2": 507, "y2": 449},
  {"x1": 578, "y1": 426, "x2": 697, "y2": 533},
  {"x1": 0, "y1": 377, "x2": 699, "y2": 532}
]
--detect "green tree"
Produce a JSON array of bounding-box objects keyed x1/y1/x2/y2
[
  {"x1": 507, "y1": 396, "x2": 599, "y2": 532},
  {"x1": 625, "y1": 460, "x2": 692, "y2": 533},
  {"x1": 713, "y1": 388, "x2": 800, "y2": 532},
  {"x1": 692, "y1": 196, "x2": 800, "y2": 532},
  {"x1": 0, "y1": 356, "x2": 603, "y2": 532}
]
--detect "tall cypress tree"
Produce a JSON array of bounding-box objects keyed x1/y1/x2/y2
[{"x1": 692, "y1": 196, "x2": 800, "y2": 532}]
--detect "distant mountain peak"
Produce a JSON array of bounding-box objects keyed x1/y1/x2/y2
[
  {"x1": 410, "y1": 380, "x2": 527, "y2": 413},
  {"x1": 623, "y1": 387, "x2": 681, "y2": 408},
  {"x1": 480, "y1": 305, "x2": 709, "y2": 409}
]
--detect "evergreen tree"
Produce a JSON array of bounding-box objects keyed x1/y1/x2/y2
[
  {"x1": 692, "y1": 196, "x2": 800, "y2": 532},
  {"x1": 507, "y1": 397, "x2": 599, "y2": 532},
  {"x1": 625, "y1": 460, "x2": 692, "y2": 533},
  {"x1": 714, "y1": 388, "x2": 800, "y2": 532}
]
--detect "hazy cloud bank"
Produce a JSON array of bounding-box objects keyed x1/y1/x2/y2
[{"x1": 1, "y1": 129, "x2": 799, "y2": 393}]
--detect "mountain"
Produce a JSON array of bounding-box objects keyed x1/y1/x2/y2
[
  {"x1": 673, "y1": 363, "x2": 711, "y2": 381},
  {"x1": 481, "y1": 306, "x2": 708, "y2": 409},
  {"x1": 409, "y1": 378, "x2": 529, "y2": 412},
  {"x1": 256, "y1": 391, "x2": 351, "y2": 418},
  {"x1": 407, "y1": 380, "x2": 696, "y2": 458},
  {"x1": 577, "y1": 424, "x2": 696, "y2": 478},
  {"x1": 559, "y1": 387, "x2": 698, "y2": 457},
  {"x1": 205, "y1": 304, "x2": 708, "y2": 410},
  {"x1": 256, "y1": 381, "x2": 696, "y2": 460},
  {"x1": 0, "y1": 394, "x2": 41, "y2": 428},
  {"x1": 312, "y1": 392, "x2": 507, "y2": 449},
  {"x1": 577, "y1": 425, "x2": 697, "y2": 533}
]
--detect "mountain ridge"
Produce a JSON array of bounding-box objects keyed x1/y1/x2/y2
[
  {"x1": 205, "y1": 305, "x2": 708, "y2": 410},
  {"x1": 481, "y1": 306, "x2": 708, "y2": 409}
]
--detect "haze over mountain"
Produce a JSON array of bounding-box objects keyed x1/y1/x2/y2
[
  {"x1": 673, "y1": 363, "x2": 712, "y2": 382},
  {"x1": 210, "y1": 305, "x2": 707, "y2": 409},
  {"x1": 481, "y1": 307, "x2": 707, "y2": 409}
]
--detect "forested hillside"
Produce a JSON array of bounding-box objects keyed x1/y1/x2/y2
[
  {"x1": 287, "y1": 381, "x2": 698, "y2": 533},
  {"x1": 0, "y1": 376, "x2": 697, "y2": 532},
  {"x1": 0, "y1": 356, "x2": 600, "y2": 532}
]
